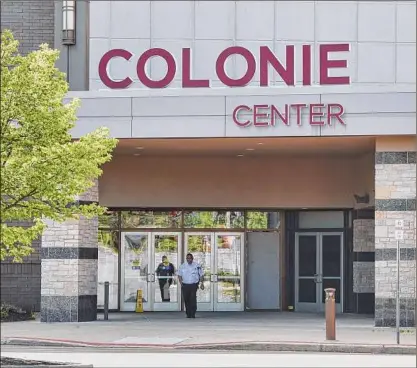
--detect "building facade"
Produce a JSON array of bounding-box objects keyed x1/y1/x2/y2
[{"x1": 1, "y1": 1, "x2": 416, "y2": 327}]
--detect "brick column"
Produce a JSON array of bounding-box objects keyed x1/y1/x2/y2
[
  {"x1": 375, "y1": 152, "x2": 416, "y2": 327},
  {"x1": 41, "y1": 182, "x2": 99, "y2": 322},
  {"x1": 353, "y1": 219, "x2": 375, "y2": 313}
]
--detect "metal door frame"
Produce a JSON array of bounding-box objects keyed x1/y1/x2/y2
[
  {"x1": 213, "y1": 232, "x2": 245, "y2": 312},
  {"x1": 184, "y1": 232, "x2": 245, "y2": 312},
  {"x1": 120, "y1": 232, "x2": 152, "y2": 312},
  {"x1": 120, "y1": 231, "x2": 182, "y2": 312},
  {"x1": 151, "y1": 232, "x2": 182, "y2": 312},
  {"x1": 184, "y1": 232, "x2": 215, "y2": 312},
  {"x1": 318, "y1": 232, "x2": 344, "y2": 314},
  {"x1": 294, "y1": 232, "x2": 344, "y2": 313},
  {"x1": 294, "y1": 232, "x2": 320, "y2": 312}
]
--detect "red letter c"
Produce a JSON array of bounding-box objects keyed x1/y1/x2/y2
[
  {"x1": 233, "y1": 105, "x2": 252, "y2": 127},
  {"x1": 98, "y1": 49, "x2": 133, "y2": 89}
]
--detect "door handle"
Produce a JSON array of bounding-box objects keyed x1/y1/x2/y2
[{"x1": 314, "y1": 274, "x2": 323, "y2": 284}]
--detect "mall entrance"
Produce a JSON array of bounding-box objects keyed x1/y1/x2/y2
[{"x1": 120, "y1": 230, "x2": 244, "y2": 312}]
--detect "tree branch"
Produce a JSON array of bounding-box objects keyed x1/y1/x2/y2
[{"x1": 3, "y1": 188, "x2": 38, "y2": 211}]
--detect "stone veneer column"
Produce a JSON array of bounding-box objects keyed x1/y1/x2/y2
[
  {"x1": 375, "y1": 152, "x2": 416, "y2": 327},
  {"x1": 353, "y1": 219, "x2": 375, "y2": 313},
  {"x1": 41, "y1": 182, "x2": 99, "y2": 322}
]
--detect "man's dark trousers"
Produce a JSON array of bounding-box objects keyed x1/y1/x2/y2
[{"x1": 182, "y1": 283, "x2": 198, "y2": 318}]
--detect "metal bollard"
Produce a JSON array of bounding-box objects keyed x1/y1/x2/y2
[
  {"x1": 324, "y1": 288, "x2": 336, "y2": 340},
  {"x1": 104, "y1": 281, "x2": 109, "y2": 321}
]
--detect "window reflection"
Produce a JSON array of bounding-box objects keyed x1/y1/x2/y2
[
  {"x1": 184, "y1": 211, "x2": 244, "y2": 229},
  {"x1": 216, "y1": 235, "x2": 241, "y2": 303},
  {"x1": 246, "y1": 211, "x2": 280, "y2": 230},
  {"x1": 121, "y1": 211, "x2": 181, "y2": 228},
  {"x1": 98, "y1": 211, "x2": 119, "y2": 229},
  {"x1": 97, "y1": 231, "x2": 119, "y2": 310}
]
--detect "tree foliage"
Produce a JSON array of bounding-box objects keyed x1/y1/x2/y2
[{"x1": 0, "y1": 30, "x2": 118, "y2": 261}]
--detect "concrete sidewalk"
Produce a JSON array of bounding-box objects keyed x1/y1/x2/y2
[{"x1": 1, "y1": 312, "x2": 416, "y2": 355}]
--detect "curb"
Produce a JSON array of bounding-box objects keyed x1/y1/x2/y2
[
  {"x1": 186, "y1": 341, "x2": 416, "y2": 355},
  {"x1": 2, "y1": 366, "x2": 92, "y2": 368},
  {"x1": 2, "y1": 338, "x2": 416, "y2": 355}
]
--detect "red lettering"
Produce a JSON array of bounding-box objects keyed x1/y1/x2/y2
[
  {"x1": 327, "y1": 103, "x2": 345, "y2": 125},
  {"x1": 302, "y1": 45, "x2": 312, "y2": 86},
  {"x1": 137, "y1": 48, "x2": 176, "y2": 88},
  {"x1": 216, "y1": 47, "x2": 256, "y2": 87},
  {"x1": 253, "y1": 105, "x2": 269, "y2": 126},
  {"x1": 309, "y1": 104, "x2": 325, "y2": 125},
  {"x1": 260, "y1": 46, "x2": 294, "y2": 86},
  {"x1": 182, "y1": 48, "x2": 210, "y2": 88},
  {"x1": 291, "y1": 104, "x2": 307, "y2": 126},
  {"x1": 271, "y1": 105, "x2": 289, "y2": 126},
  {"x1": 98, "y1": 49, "x2": 133, "y2": 89},
  {"x1": 319, "y1": 44, "x2": 350, "y2": 85},
  {"x1": 233, "y1": 105, "x2": 252, "y2": 127},
  {"x1": 98, "y1": 43, "x2": 351, "y2": 89}
]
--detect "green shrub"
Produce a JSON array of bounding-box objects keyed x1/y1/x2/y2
[{"x1": 0, "y1": 302, "x2": 31, "y2": 321}]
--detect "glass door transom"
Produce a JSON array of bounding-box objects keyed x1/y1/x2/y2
[{"x1": 185, "y1": 232, "x2": 244, "y2": 312}]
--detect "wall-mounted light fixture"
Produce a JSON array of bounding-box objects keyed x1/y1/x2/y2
[{"x1": 62, "y1": 0, "x2": 76, "y2": 45}]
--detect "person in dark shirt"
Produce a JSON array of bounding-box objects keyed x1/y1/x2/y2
[{"x1": 155, "y1": 256, "x2": 175, "y2": 302}]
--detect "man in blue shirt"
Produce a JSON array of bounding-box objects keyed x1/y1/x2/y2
[{"x1": 178, "y1": 253, "x2": 204, "y2": 318}]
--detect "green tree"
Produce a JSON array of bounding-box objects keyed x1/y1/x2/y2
[{"x1": 0, "y1": 30, "x2": 118, "y2": 261}]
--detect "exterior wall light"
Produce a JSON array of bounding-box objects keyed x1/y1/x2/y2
[{"x1": 62, "y1": 0, "x2": 76, "y2": 45}]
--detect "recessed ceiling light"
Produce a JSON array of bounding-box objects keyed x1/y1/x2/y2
[
  {"x1": 134, "y1": 153, "x2": 141, "y2": 156},
  {"x1": 237, "y1": 154, "x2": 244, "y2": 157},
  {"x1": 245, "y1": 148, "x2": 255, "y2": 151},
  {"x1": 135, "y1": 146, "x2": 144, "y2": 150},
  {"x1": 257, "y1": 142, "x2": 264, "y2": 145}
]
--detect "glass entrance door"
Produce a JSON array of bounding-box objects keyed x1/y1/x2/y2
[
  {"x1": 120, "y1": 232, "x2": 181, "y2": 311},
  {"x1": 214, "y1": 233, "x2": 244, "y2": 311},
  {"x1": 295, "y1": 232, "x2": 343, "y2": 313},
  {"x1": 184, "y1": 233, "x2": 213, "y2": 311},
  {"x1": 152, "y1": 233, "x2": 181, "y2": 311},
  {"x1": 184, "y1": 232, "x2": 244, "y2": 312}
]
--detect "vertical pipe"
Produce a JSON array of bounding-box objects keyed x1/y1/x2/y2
[
  {"x1": 396, "y1": 240, "x2": 400, "y2": 345},
  {"x1": 104, "y1": 281, "x2": 109, "y2": 321}
]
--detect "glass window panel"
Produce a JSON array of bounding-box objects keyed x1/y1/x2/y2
[
  {"x1": 322, "y1": 235, "x2": 342, "y2": 277},
  {"x1": 123, "y1": 234, "x2": 149, "y2": 303},
  {"x1": 186, "y1": 235, "x2": 212, "y2": 303},
  {"x1": 298, "y1": 279, "x2": 316, "y2": 303},
  {"x1": 217, "y1": 279, "x2": 241, "y2": 303},
  {"x1": 184, "y1": 211, "x2": 244, "y2": 229},
  {"x1": 216, "y1": 235, "x2": 242, "y2": 304},
  {"x1": 246, "y1": 211, "x2": 280, "y2": 230},
  {"x1": 98, "y1": 211, "x2": 119, "y2": 229},
  {"x1": 121, "y1": 211, "x2": 181, "y2": 228},
  {"x1": 153, "y1": 235, "x2": 179, "y2": 304},
  {"x1": 322, "y1": 279, "x2": 341, "y2": 304},
  {"x1": 298, "y1": 211, "x2": 344, "y2": 229},
  {"x1": 97, "y1": 231, "x2": 119, "y2": 310},
  {"x1": 298, "y1": 235, "x2": 317, "y2": 277}
]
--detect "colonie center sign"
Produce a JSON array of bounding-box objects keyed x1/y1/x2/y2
[{"x1": 98, "y1": 43, "x2": 350, "y2": 127}]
